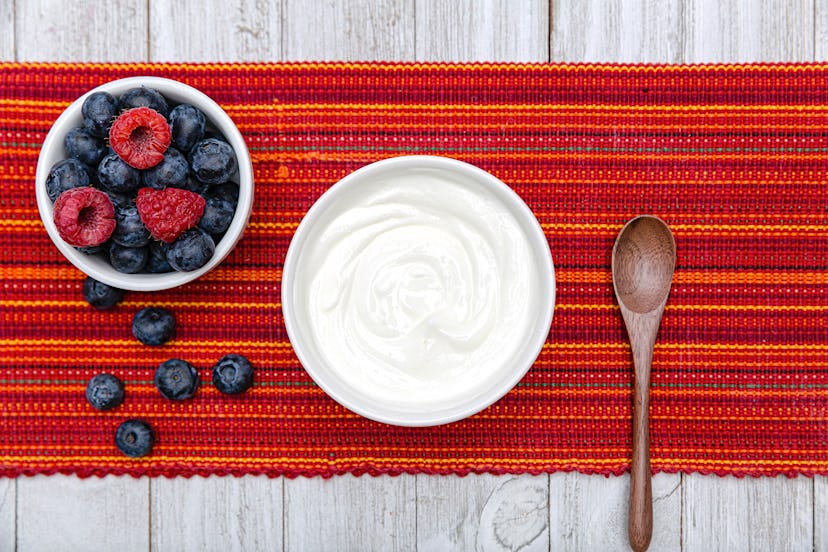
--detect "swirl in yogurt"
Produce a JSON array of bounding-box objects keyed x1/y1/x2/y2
[{"x1": 295, "y1": 170, "x2": 540, "y2": 407}]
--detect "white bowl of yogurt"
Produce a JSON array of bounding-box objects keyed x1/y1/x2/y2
[{"x1": 282, "y1": 156, "x2": 555, "y2": 426}]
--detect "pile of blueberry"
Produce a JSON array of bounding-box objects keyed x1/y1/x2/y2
[
  {"x1": 83, "y1": 278, "x2": 254, "y2": 458},
  {"x1": 47, "y1": 86, "x2": 240, "y2": 274}
]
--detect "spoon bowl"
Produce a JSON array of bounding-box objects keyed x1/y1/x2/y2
[{"x1": 612, "y1": 215, "x2": 676, "y2": 552}]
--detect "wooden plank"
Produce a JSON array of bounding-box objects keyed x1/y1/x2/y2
[
  {"x1": 550, "y1": 0, "x2": 684, "y2": 63},
  {"x1": 15, "y1": 0, "x2": 147, "y2": 61},
  {"x1": 17, "y1": 474, "x2": 150, "y2": 552},
  {"x1": 284, "y1": 473, "x2": 416, "y2": 551},
  {"x1": 416, "y1": 474, "x2": 548, "y2": 551},
  {"x1": 549, "y1": 472, "x2": 681, "y2": 551},
  {"x1": 683, "y1": 473, "x2": 813, "y2": 551},
  {"x1": 0, "y1": 0, "x2": 13, "y2": 61},
  {"x1": 683, "y1": 0, "x2": 814, "y2": 62},
  {"x1": 151, "y1": 475, "x2": 282, "y2": 551},
  {"x1": 283, "y1": 0, "x2": 415, "y2": 61},
  {"x1": 818, "y1": 0, "x2": 828, "y2": 61},
  {"x1": 0, "y1": 479, "x2": 14, "y2": 551},
  {"x1": 149, "y1": 0, "x2": 282, "y2": 62},
  {"x1": 415, "y1": 0, "x2": 548, "y2": 62},
  {"x1": 817, "y1": 476, "x2": 827, "y2": 551}
]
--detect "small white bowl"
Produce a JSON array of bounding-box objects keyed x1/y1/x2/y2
[
  {"x1": 35, "y1": 76, "x2": 254, "y2": 292},
  {"x1": 282, "y1": 156, "x2": 555, "y2": 426}
]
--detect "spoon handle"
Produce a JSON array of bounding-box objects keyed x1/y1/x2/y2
[{"x1": 629, "y1": 333, "x2": 654, "y2": 552}]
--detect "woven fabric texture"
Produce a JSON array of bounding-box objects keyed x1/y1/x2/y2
[{"x1": 0, "y1": 62, "x2": 826, "y2": 478}]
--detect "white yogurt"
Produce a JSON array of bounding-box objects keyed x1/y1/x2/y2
[{"x1": 290, "y1": 166, "x2": 543, "y2": 408}]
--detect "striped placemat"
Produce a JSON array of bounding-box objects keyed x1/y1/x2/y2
[{"x1": 1, "y1": 62, "x2": 826, "y2": 478}]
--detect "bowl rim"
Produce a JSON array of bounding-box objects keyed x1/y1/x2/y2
[
  {"x1": 35, "y1": 76, "x2": 254, "y2": 292},
  {"x1": 281, "y1": 155, "x2": 556, "y2": 426}
]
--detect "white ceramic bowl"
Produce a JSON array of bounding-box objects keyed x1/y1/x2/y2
[
  {"x1": 282, "y1": 156, "x2": 555, "y2": 426},
  {"x1": 35, "y1": 76, "x2": 253, "y2": 291}
]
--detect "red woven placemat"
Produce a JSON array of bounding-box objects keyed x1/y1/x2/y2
[{"x1": 1, "y1": 62, "x2": 826, "y2": 478}]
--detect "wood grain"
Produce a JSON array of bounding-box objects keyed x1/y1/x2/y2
[
  {"x1": 150, "y1": 0, "x2": 282, "y2": 62},
  {"x1": 550, "y1": 0, "x2": 684, "y2": 63},
  {"x1": 283, "y1": 0, "x2": 415, "y2": 61},
  {"x1": 0, "y1": 479, "x2": 14, "y2": 551},
  {"x1": 0, "y1": 0, "x2": 13, "y2": 60},
  {"x1": 683, "y1": 0, "x2": 814, "y2": 62},
  {"x1": 15, "y1": 0, "x2": 148, "y2": 61},
  {"x1": 284, "y1": 473, "x2": 416, "y2": 551},
  {"x1": 817, "y1": 0, "x2": 828, "y2": 60},
  {"x1": 416, "y1": 474, "x2": 549, "y2": 551},
  {"x1": 683, "y1": 474, "x2": 814, "y2": 551},
  {"x1": 816, "y1": 476, "x2": 827, "y2": 551},
  {"x1": 17, "y1": 474, "x2": 149, "y2": 552},
  {"x1": 549, "y1": 472, "x2": 681, "y2": 551},
  {"x1": 415, "y1": 0, "x2": 548, "y2": 62},
  {"x1": 151, "y1": 475, "x2": 283, "y2": 551}
]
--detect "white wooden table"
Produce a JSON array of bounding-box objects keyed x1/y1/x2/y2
[{"x1": 1, "y1": 1, "x2": 826, "y2": 550}]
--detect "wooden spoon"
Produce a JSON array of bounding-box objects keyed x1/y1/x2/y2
[{"x1": 611, "y1": 215, "x2": 676, "y2": 552}]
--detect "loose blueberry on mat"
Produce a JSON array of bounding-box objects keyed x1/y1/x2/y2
[
  {"x1": 97, "y1": 153, "x2": 142, "y2": 195},
  {"x1": 145, "y1": 241, "x2": 173, "y2": 273},
  {"x1": 132, "y1": 307, "x2": 176, "y2": 346},
  {"x1": 45, "y1": 158, "x2": 90, "y2": 202},
  {"x1": 189, "y1": 138, "x2": 237, "y2": 185},
  {"x1": 81, "y1": 91, "x2": 118, "y2": 137},
  {"x1": 115, "y1": 419, "x2": 154, "y2": 458},
  {"x1": 109, "y1": 242, "x2": 148, "y2": 274},
  {"x1": 85, "y1": 373, "x2": 125, "y2": 411},
  {"x1": 198, "y1": 195, "x2": 235, "y2": 235},
  {"x1": 82, "y1": 276, "x2": 125, "y2": 310},
  {"x1": 169, "y1": 103, "x2": 206, "y2": 152},
  {"x1": 112, "y1": 203, "x2": 151, "y2": 248},
  {"x1": 118, "y1": 86, "x2": 169, "y2": 117},
  {"x1": 165, "y1": 228, "x2": 215, "y2": 272},
  {"x1": 212, "y1": 354, "x2": 254, "y2": 395},
  {"x1": 64, "y1": 127, "x2": 107, "y2": 167},
  {"x1": 141, "y1": 148, "x2": 190, "y2": 190},
  {"x1": 154, "y1": 358, "x2": 199, "y2": 400}
]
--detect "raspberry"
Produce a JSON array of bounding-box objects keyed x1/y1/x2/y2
[
  {"x1": 53, "y1": 187, "x2": 116, "y2": 247},
  {"x1": 109, "y1": 106, "x2": 171, "y2": 169},
  {"x1": 135, "y1": 187, "x2": 206, "y2": 243}
]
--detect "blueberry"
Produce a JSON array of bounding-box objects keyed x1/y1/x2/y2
[
  {"x1": 189, "y1": 138, "x2": 237, "y2": 185},
  {"x1": 109, "y1": 243, "x2": 148, "y2": 273},
  {"x1": 145, "y1": 241, "x2": 173, "y2": 273},
  {"x1": 165, "y1": 228, "x2": 215, "y2": 272},
  {"x1": 198, "y1": 196, "x2": 235, "y2": 235},
  {"x1": 85, "y1": 373, "x2": 125, "y2": 411},
  {"x1": 132, "y1": 307, "x2": 175, "y2": 346},
  {"x1": 97, "y1": 153, "x2": 141, "y2": 194},
  {"x1": 115, "y1": 419, "x2": 154, "y2": 458},
  {"x1": 141, "y1": 148, "x2": 190, "y2": 190},
  {"x1": 180, "y1": 176, "x2": 209, "y2": 194},
  {"x1": 76, "y1": 243, "x2": 107, "y2": 255},
  {"x1": 169, "y1": 104, "x2": 206, "y2": 152},
  {"x1": 105, "y1": 190, "x2": 134, "y2": 209},
  {"x1": 64, "y1": 127, "x2": 107, "y2": 167},
  {"x1": 209, "y1": 182, "x2": 240, "y2": 205},
  {"x1": 212, "y1": 354, "x2": 254, "y2": 394},
  {"x1": 154, "y1": 358, "x2": 199, "y2": 400},
  {"x1": 82, "y1": 276, "x2": 124, "y2": 310},
  {"x1": 45, "y1": 158, "x2": 90, "y2": 202},
  {"x1": 118, "y1": 86, "x2": 169, "y2": 117},
  {"x1": 82, "y1": 91, "x2": 118, "y2": 137},
  {"x1": 112, "y1": 203, "x2": 150, "y2": 247}
]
